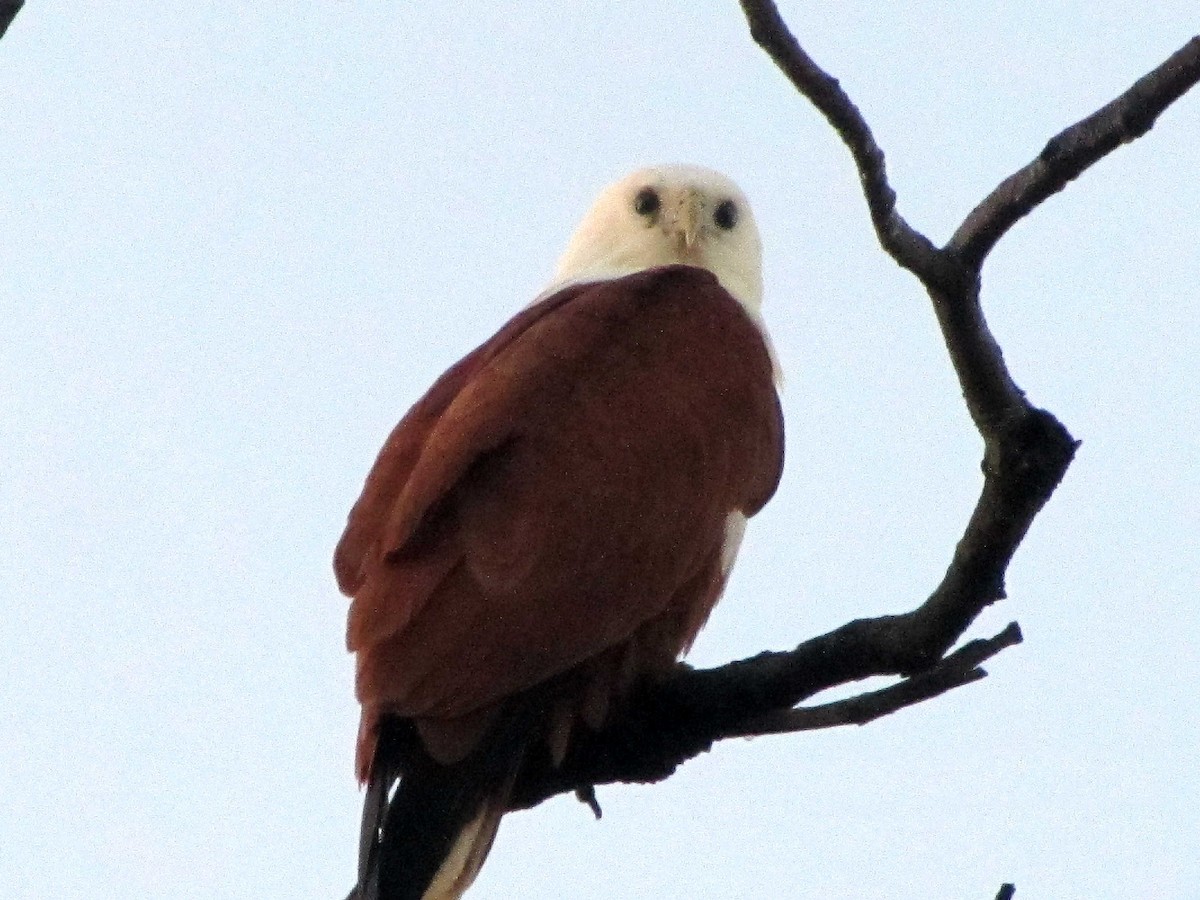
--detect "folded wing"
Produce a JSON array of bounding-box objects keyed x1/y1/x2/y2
[{"x1": 336, "y1": 265, "x2": 783, "y2": 775}]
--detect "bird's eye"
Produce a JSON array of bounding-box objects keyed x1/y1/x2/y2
[
  {"x1": 633, "y1": 187, "x2": 661, "y2": 217},
  {"x1": 713, "y1": 199, "x2": 738, "y2": 230}
]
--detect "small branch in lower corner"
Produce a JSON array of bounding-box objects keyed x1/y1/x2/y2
[{"x1": 727, "y1": 622, "x2": 1021, "y2": 739}]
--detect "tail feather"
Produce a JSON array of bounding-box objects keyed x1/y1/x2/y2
[
  {"x1": 357, "y1": 745, "x2": 397, "y2": 900},
  {"x1": 416, "y1": 800, "x2": 505, "y2": 900},
  {"x1": 355, "y1": 716, "x2": 528, "y2": 900}
]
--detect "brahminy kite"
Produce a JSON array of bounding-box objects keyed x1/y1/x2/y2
[{"x1": 336, "y1": 164, "x2": 784, "y2": 899}]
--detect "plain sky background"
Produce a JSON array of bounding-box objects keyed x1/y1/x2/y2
[{"x1": 2, "y1": 3, "x2": 1197, "y2": 898}]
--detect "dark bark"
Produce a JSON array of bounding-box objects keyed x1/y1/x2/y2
[{"x1": 0, "y1": 1, "x2": 23, "y2": 42}]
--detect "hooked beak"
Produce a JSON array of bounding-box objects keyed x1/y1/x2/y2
[{"x1": 665, "y1": 189, "x2": 702, "y2": 256}]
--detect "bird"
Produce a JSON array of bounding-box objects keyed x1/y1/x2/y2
[{"x1": 335, "y1": 164, "x2": 785, "y2": 899}]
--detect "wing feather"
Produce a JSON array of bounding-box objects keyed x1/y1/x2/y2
[{"x1": 333, "y1": 285, "x2": 586, "y2": 596}]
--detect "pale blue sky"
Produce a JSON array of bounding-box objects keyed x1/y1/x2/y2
[{"x1": 2, "y1": 3, "x2": 1197, "y2": 898}]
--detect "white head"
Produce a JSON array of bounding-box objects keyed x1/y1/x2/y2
[{"x1": 548, "y1": 164, "x2": 764, "y2": 314}]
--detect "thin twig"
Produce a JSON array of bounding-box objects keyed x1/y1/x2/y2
[{"x1": 729, "y1": 624, "x2": 1020, "y2": 738}]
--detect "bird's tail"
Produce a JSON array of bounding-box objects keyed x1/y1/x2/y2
[{"x1": 354, "y1": 716, "x2": 529, "y2": 900}]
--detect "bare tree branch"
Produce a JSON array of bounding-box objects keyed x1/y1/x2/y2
[
  {"x1": 729, "y1": 623, "x2": 1020, "y2": 738},
  {"x1": 494, "y1": 5, "x2": 1200, "y2": 815},
  {"x1": 504, "y1": 623, "x2": 1020, "y2": 812},
  {"x1": 951, "y1": 37, "x2": 1200, "y2": 269},
  {"x1": 0, "y1": 1, "x2": 23, "y2": 42},
  {"x1": 738, "y1": 0, "x2": 953, "y2": 288}
]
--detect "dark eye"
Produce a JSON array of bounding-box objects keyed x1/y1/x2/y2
[
  {"x1": 713, "y1": 199, "x2": 738, "y2": 230},
  {"x1": 633, "y1": 187, "x2": 661, "y2": 216}
]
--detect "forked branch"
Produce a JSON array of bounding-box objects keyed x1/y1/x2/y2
[{"x1": 498, "y1": 5, "x2": 1199, "y2": 816}]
